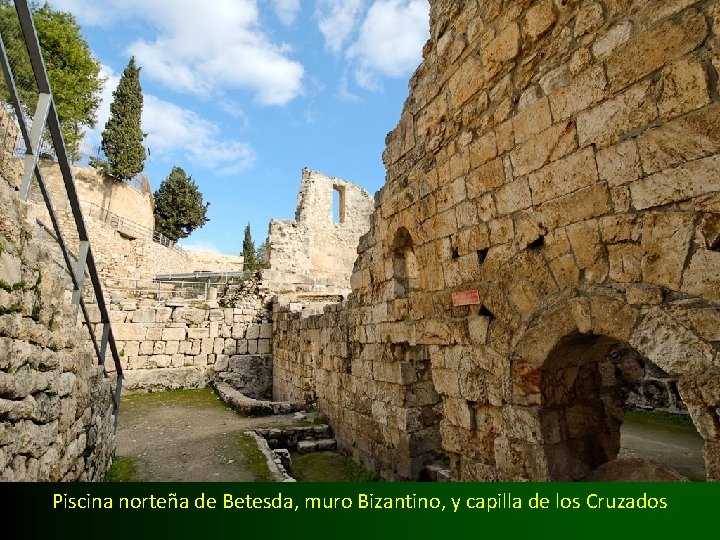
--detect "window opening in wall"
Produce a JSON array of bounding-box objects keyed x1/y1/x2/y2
[{"x1": 333, "y1": 185, "x2": 346, "y2": 224}]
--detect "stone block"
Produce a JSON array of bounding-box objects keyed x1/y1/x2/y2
[
  {"x1": 636, "y1": 103, "x2": 720, "y2": 175},
  {"x1": 296, "y1": 441, "x2": 317, "y2": 453},
  {"x1": 209, "y1": 321, "x2": 219, "y2": 338},
  {"x1": 469, "y1": 131, "x2": 497, "y2": 169},
  {"x1": 112, "y1": 323, "x2": 147, "y2": 342},
  {"x1": 130, "y1": 308, "x2": 155, "y2": 323},
  {"x1": 577, "y1": 79, "x2": 657, "y2": 148},
  {"x1": 549, "y1": 66, "x2": 607, "y2": 122},
  {"x1": 682, "y1": 250, "x2": 720, "y2": 303},
  {"x1": 246, "y1": 324, "x2": 260, "y2": 340},
  {"x1": 165, "y1": 341, "x2": 180, "y2": 355},
  {"x1": 259, "y1": 323, "x2": 273, "y2": 339},
  {"x1": 592, "y1": 21, "x2": 632, "y2": 59},
  {"x1": 161, "y1": 327, "x2": 186, "y2": 342},
  {"x1": 145, "y1": 327, "x2": 163, "y2": 341},
  {"x1": 524, "y1": 1, "x2": 556, "y2": 40},
  {"x1": 482, "y1": 22, "x2": 520, "y2": 80},
  {"x1": 606, "y1": 9, "x2": 707, "y2": 92},
  {"x1": 187, "y1": 327, "x2": 209, "y2": 340},
  {"x1": 596, "y1": 139, "x2": 641, "y2": 187},
  {"x1": 641, "y1": 212, "x2": 694, "y2": 290},
  {"x1": 510, "y1": 121, "x2": 577, "y2": 177},
  {"x1": 630, "y1": 310, "x2": 714, "y2": 377},
  {"x1": 658, "y1": 56, "x2": 710, "y2": 121},
  {"x1": 494, "y1": 179, "x2": 532, "y2": 216},
  {"x1": 513, "y1": 97, "x2": 551, "y2": 144},
  {"x1": 529, "y1": 147, "x2": 598, "y2": 205},
  {"x1": 139, "y1": 341, "x2": 153, "y2": 355},
  {"x1": 258, "y1": 339, "x2": 271, "y2": 354}
]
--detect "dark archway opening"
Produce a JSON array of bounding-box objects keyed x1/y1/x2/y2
[{"x1": 539, "y1": 334, "x2": 705, "y2": 481}]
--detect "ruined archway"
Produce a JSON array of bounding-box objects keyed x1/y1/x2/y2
[{"x1": 510, "y1": 298, "x2": 718, "y2": 481}]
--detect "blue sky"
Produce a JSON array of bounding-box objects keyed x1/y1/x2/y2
[{"x1": 48, "y1": 0, "x2": 430, "y2": 255}]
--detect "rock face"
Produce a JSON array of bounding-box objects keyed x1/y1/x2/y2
[
  {"x1": 264, "y1": 169, "x2": 374, "y2": 295},
  {"x1": 273, "y1": 0, "x2": 720, "y2": 481},
  {"x1": 0, "y1": 158, "x2": 114, "y2": 481}
]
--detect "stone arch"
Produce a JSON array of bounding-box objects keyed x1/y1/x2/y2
[{"x1": 508, "y1": 296, "x2": 717, "y2": 481}]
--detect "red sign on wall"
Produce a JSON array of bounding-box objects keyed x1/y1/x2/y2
[{"x1": 452, "y1": 290, "x2": 481, "y2": 307}]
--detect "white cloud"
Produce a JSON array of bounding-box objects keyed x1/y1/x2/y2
[
  {"x1": 84, "y1": 64, "x2": 119, "y2": 147},
  {"x1": 53, "y1": 0, "x2": 304, "y2": 106},
  {"x1": 49, "y1": 0, "x2": 110, "y2": 25},
  {"x1": 271, "y1": 0, "x2": 301, "y2": 26},
  {"x1": 86, "y1": 65, "x2": 255, "y2": 174},
  {"x1": 347, "y1": 0, "x2": 429, "y2": 88},
  {"x1": 315, "y1": 0, "x2": 365, "y2": 54},
  {"x1": 143, "y1": 95, "x2": 256, "y2": 174}
]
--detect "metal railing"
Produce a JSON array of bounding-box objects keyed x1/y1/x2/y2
[
  {"x1": 87, "y1": 277, "x2": 214, "y2": 302},
  {"x1": 45, "y1": 189, "x2": 184, "y2": 252},
  {"x1": 0, "y1": 0, "x2": 123, "y2": 422}
]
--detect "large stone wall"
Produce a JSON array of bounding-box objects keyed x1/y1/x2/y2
[
  {"x1": 273, "y1": 0, "x2": 720, "y2": 481},
  {"x1": 264, "y1": 169, "x2": 374, "y2": 295},
  {"x1": 96, "y1": 280, "x2": 273, "y2": 394},
  {"x1": 0, "y1": 155, "x2": 115, "y2": 481}
]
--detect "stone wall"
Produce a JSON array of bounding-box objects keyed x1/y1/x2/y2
[
  {"x1": 96, "y1": 280, "x2": 273, "y2": 394},
  {"x1": 273, "y1": 300, "x2": 442, "y2": 480},
  {"x1": 0, "y1": 107, "x2": 19, "y2": 155},
  {"x1": 264, "y1": 169, "x2": 373, "y2": 295},
  {"x1": 38, "y1": 160, "x2": 155, "y2": 231},
  {"x1": 181, "y1": 251, "x2": 245, "y2": 274},
  {"x1": 273, "y1": 0, "x2": 720, "y2": 481},
  {"x1": 1, "y1": 153, "x2": 115, "y2": 481}
]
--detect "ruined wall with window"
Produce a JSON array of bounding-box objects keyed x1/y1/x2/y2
[
  {"x1": 264, "y1": 169, "x2": 374, "y2": 295},
  {"x1": 273, "y1": 0, "x2": 720, "y2": 481}
]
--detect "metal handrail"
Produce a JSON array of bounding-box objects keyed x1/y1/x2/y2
[
  {"x1": 45, "y1": 189, "x2": 184, "y2": 252},
  {"x1": 0, "y1": 1, "x2": 123, "y2": 422}
]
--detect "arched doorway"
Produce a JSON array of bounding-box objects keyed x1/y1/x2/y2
[
  {"x1": 509, "y1": 300, "x2": 717, "y2": 481},
  {"x1": 538, "y1": 334, "x2": 704, "y2": 480}
]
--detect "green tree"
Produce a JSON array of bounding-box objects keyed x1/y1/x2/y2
[
  {"x1": 100, "y1": 57, "x2": 145, "y2": 179},
  {"x1": 0, "y1": 1, "x2": 103, "y2": 160},
  {"x1": 153, "y1": 166, "x2": 209, "y2": 242},
  {"x1": 243, "y1": 224, "x2": 257, "y2": 272}
]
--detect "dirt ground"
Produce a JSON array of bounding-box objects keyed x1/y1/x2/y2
[
  {"x1": 112, "y1": 388, "x2": 307, "y2": 482},
  {"x1": 112, "y1": 390, "x2": 707, "y2": 482},
  {"x1": 619, "y1": 411, "x2": 706, "y2": 481}
]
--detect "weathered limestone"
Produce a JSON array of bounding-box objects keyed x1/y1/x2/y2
[
  {"x1": 1, "y1": 157, "x2": 114, "y2": 481},
  {"x1": 272, "y1": 0, "x2": 720, "y2": 481},
  {"x1": 264, "y1": 169, "x2": 373, "y2": 295},
  {"x1": 97, "y1": 279, "x2": 274, "y2": 394}
]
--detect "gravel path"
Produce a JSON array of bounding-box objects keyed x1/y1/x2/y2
[{"x1": 113, "y1": 388, "x2": 304, "y2": 482}]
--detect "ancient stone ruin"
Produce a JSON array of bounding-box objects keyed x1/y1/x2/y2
[
  {"x1": 2, "y1": 0, "x2": 720, "y2": 482},
  {"x1": 264, "y1": 169, "x2": 374, "y2": 296},
  {"x1": 274, "y1": 0, "x2": 720, "y2": 481}
]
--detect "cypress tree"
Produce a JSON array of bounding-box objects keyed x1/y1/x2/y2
[
  {"x1": 153, "y1": 166, "x2": 209, "y2": 242},
  {"x1": 101, "y1": 57, "x2": 146, "y2": 180},
  {"x1": 243, "y1": 224, "x2": 257, "y2": 272}
]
